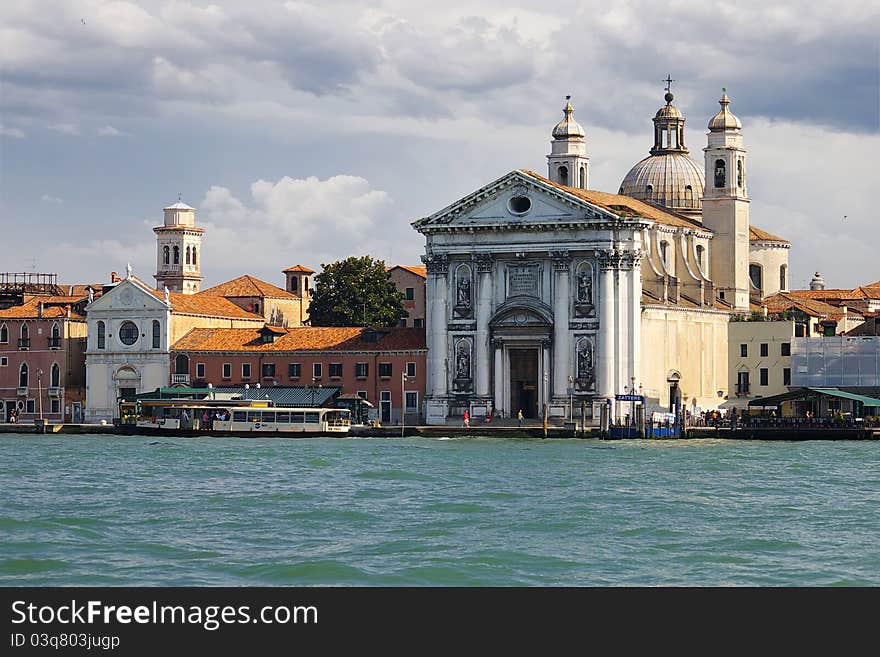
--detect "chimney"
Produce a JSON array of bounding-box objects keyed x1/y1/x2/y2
[
  {"x1": 110, "y1": 271, "x2": 119, "y2": 283},
  {"x1": 38, "y1": 302, "x2": 43, "y2": 319},
  {"x1": 66, "y1": 304, "x2": 71, "y2": 318}
]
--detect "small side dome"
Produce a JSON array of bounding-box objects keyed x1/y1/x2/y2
[
  {"x1": 655, "y1": 91, "x2": 683, "y2": 119},
  {"x1": 708, "y1": 88, "x2": 742, "y2": 131},
  {"x1": 809, "y1": 272, "x2": 826, "y2": 291},
  {"x1": 552, "y1": 96, "x2": 586, "y2": 140}
]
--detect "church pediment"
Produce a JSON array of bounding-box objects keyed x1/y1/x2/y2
[
  {"x1": 412, "y1": 170, "x2": 617, "y2": 231},
  {"x1": 86, "y1": 278, "x2": 168, "y2": 313},
  {"x1": 489, "y1": 298, "x2": 554, "y2": 328}
]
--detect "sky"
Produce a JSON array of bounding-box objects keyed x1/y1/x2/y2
[{"x1": 1, "y1": 0, "x2": 878, "y2": 291}]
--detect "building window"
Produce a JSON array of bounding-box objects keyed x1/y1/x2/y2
[
  {"x1": 328, "y1": 363, "x2": 342, "y2": 378},
  {"x1": 19, "y1": 363, "x2": 28, "y2": 388},
  {"x1": 51, "y1": 363, "x2": 60, "y2": 387},
  {"x1": 173, "y1": 245, "x2": 180, "y2": 265},
  {"x1": 357, "y1": 390, "x2": 368, "y2": 400},
  {"x1": 163, "y1": 246, "x2": 170, "y2": 265},
  {"x1": 262, "y1": 363, "x2": 275, "y2": 378},
  {"x1": 185, "y1": 245, "x2": 191, "y2": 265},
  {"x1": 192, "y1": 247, "x2": 197, "y2": 266},
  {"x1": 313, "y1": 363, "x2": 322, "y2": 379},
  {"x1": 749, "y1": 264, "x2": 762, "y2": 290},
  {"x1": 355, "y1": 362, "x2": 369, "y2": 378},
  {"x1": 378, "y1": 362, "x2": 392, "y2": 378},
  {"x1": 119, "y1": 321, "x2": 139, "y2": 346},
  {"x1": 737, "y1": 159, "x2": 743, "y2": 187},
  {"x1": 97, "y1": 321, "x2": 106, "y2": 349},
  {"x1": 242, "y1": 363, "x2": 252, "y2": 379},
  {"x1": 0, "y1": 324, "x2": 7, "y2": 343},
  {"x1": 714, "y1": 159, "x2": 726, "y2": 188},
  {"x1": 781, "y1": 342, "x2": 791, "y2": 357},
  {"x1": 580, "y1": 166, "x2": 586, "y2": 188},
  {"x1": 780, "y1": 265, "x2": 787, "y2": 291},
  {"x1": 405, "y1": 391, "x2": 418, "y2": 412},
  {"x1": 695, "y1": 245, "x2": 704, "y2": 270},
  {"x1": 685, "y1": 185, "x2": 694, "y2": 205},
  {"x1": 398, "y1": 318, "x2": 407, "y2": 328},
  {"x1": 760, "y1": 343, "x2": 768, "y2": 357},
  {"x1": 736, "y1": 371, "x2": 749, "y2": 395},
  {"x1": 646, "y1": 184, "x2": 654, "y2": 195},
  {"x1": 558, "y1": 166, "x2": 568, "y2": 186},
  {"x1": 290, "y1": 277, "x2": 298, "y2": 292},
  {"x1": 222, "y1": 363, "x2": 231, "y2": 379},
  {"x1": 0, "y1": 356, "x2": 7, "y2": 367},
  {"x1": 49, "y1": 322, "x2": 61, "y2": 348},
  {"x1": 152, "y1": 320, "x2": 161, "y2": 349},
  {"x1": 26, "y1": 399, "x2": 35, "y2": 414},
  {"x1": 21, "y1": 324, "x2": 29, "y2": 347},
  {"x1": 413, "y1": 318, "x2": 424, "y2": 328},
  {"x1": 196, "y1": 363, "x2": 206, "y2": 379},
  {"x1": 659, "y1": 241, "x2": 669, "y2": 267},
  {"x1": 51, "y1": 399, "x2": 60, "y2": 414},
  {"x1": 406, "y1": 362, "x2": 416, "y2": 377},
  {"x1": 740, "y1": 344, "x2": 748, "y2": 357},
  {"x1": 783, "y1": 368, "x2": 791, "y2": 386},
  {"x1": 759, "y1": 368, "x2": 768, "y2": 386},
  {"x1": 405, "y1": 287, "x2": 415, "y2": 301},
  {"x1": 288, "y1": 363, "x2": 301, "y2": 379}
]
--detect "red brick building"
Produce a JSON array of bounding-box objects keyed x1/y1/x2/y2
[
  {"x1": 387, "y1": 265, "x2": 426, "y2": 328},
  {"x1": 171, "y1": 325, "x2": 426, "y2": 424}
]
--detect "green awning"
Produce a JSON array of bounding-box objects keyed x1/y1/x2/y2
[
  {"x1": 808, "y1": 388, "x2": 880, "y2": 407},
  {"x1": 748, "y1": 387, "x2": 880, "y2": 408}
]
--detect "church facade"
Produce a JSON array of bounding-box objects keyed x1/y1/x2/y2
[{"x1": 413, "y1": 89, "x2": 790, "y2": 424}]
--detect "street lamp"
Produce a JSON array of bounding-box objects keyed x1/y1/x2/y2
[
  {"x1": 401, "y1": 370, "x2": 415, "y2": 437},
  {"x1": 567, "y1": 375, "x2": 574, "y2": 422},
  {"x1": 37, "y1": 368, "x2": 44, "y2": 422},
  {"x1": 310, "y1": 377, "x2": 317, "y2": 407}
]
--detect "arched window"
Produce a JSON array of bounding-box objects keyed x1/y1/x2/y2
[
  {"x1": 737, "y1": 159, "x2": 744, "y2": 188},
  {"x1": 714, "y1": 159, "x2": 726, "y2": 188},
  {"x1": 0, "y1": 324, "x2": 7, "y2": 343},
  {"x1": 780, "y1": 265, "x2": 787, "y2": 292},
  {"x1": 685, "y1": 185, "x2": 694, "y2": 205},
  {"x1": 19, "y1": 363, "x2": 28, "y2": 388},
  {"x1": 51, "y1": 363, "x2": 60, "y2": 388},
  {"x1": 558, "y1": 166, "x2": 568, "y2": 186},
  {"x1": 646, "y1": 184, "x2": 654, "y2": 196},
  {"x1": 696, "y1": 245, "x2": 705, "y2": 270},
  {"x1": 97, "y1": 321, "x2": 106, "y2": 350},
  {"x1": 52, "y1": 323, "x2": 60, "y2": 339},
  {"x1": 659, "y1": 241, "x2": 669, "y2": 267},
  {"x1": 290, "y1": 277, "x2": 298, "y2": 292},
  {"x1": 304, "y1": 277, "x2": 309, "y2": 292},
  {"x1": 579, "y1": 167, "x2": 586, "y2": 188},
  {"x1": 21, "y1": 324, "x2": 29, "y2": 341},
  {"x1": 749, "y1": 264, "x2": 763, "y2": 290},
  {"x1": 191, "y1": 247, "x2": 197, "y2": 267},
  {"x1": 163, "y1": 246, "x2": 170, "y2": 265},
  {"x1": 185, "y1": 246, "x2": 191, "y2": 265},
  {"x1": 173, "y1": 246, "x2": 179, "y2": 265},
  {"x1": 152, "y1": 320, "x2": 161, "y2": 349}
]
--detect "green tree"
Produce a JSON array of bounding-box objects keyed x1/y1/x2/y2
[{"x1": 308, "y1": 256, "x2": 407, "y2": 327}]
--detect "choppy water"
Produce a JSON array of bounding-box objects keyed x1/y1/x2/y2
[{"x1": 1, "y1": 433, "x2": 879, "y2": 586}]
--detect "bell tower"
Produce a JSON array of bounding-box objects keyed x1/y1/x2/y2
[
  {"x1": 547, "y1": 96, "x2": 589, "y2": 189},
  {"x1": 154, "y1": 198, "x2": 204, "y2": 294},
  {"x1": 702, "y1": 90, "x2": 750, "y2": 310}
]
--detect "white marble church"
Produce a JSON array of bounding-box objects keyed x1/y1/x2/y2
[{"x1": 413, "y1": 87, "x2": 791, "y2": 424}]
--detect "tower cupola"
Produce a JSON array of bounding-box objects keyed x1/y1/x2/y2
[
  {"x1": 154, "y1": 196, "x2": 204, "y2": 295},
  {"x1": 547, "y1": 96, "x2": 590, "y2": 189}
]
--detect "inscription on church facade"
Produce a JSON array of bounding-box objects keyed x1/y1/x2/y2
[{"x1": 507, "y1": 265, "x2": 540, "y2": 298}]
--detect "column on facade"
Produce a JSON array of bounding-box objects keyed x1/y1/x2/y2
[
  {"x1": 474, "y1": 253, "x2": 493, "y2": 398},
  {"x1": 424, "y1": 272, "x2": 435, "y2": 397},
  {"x1": 598, "y1": 250, "x2": 616, "y2": 412},
  {"x1": 626, "y1": 251, "x2": 643, "y2": 394},
  {"x1": 541, "y1": 339, "x2": 551, "y2": 412},
  {"x1": 551, "y1": 251, "x2": 571, "y2": 400},
  {"x1": 493, "y1": 339, "x2": 503, "y2": 414},
  {"x1": 425, "y1": 254, "x2": 449, "y2": 397}
]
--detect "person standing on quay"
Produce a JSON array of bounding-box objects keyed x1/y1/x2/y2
[
  {"x1": 517, "y1": 410, "x2": 523, "y2": 427},
  {"x1": 463, "y1": 409, "x2": 470, "y2": 429}
]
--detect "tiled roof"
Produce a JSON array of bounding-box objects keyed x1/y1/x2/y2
[
  {"x1": 749, "y1": 226, "x2": 790, "y2": 243},
  {"x1": 388, "y1": 265, "x2": 427, "y2": 279},
  {"x1": 282, "y1": 265, "x2": 315, "y2": 273},
  {"x1": 0, "y1": 298, "x2": 85, "y2": 320},
  {"x1": 786, "y1": 288, "x2": 869, "y2": 302},
  {"x1": 173, "y1": 326, "x2": 427, "y2": 352},
  {"x1": 145, "y1": 288, "x2": 264, "y2": 320},
  {"x1": 521, "y1": 170, "x2": 705, "y2": 229},
  {"x1": 762, "y1": 292, "x2": 862, "y2": 320},
  {"x1": 199, "y1": 275, "x2": 298, "y2": 300}
]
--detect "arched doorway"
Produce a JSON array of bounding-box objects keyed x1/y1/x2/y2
[
  {"x1": 667, "y1": 371, "x2": 682, "y2": 414},
  {"x1": 113, "y1": 366, "x2": 141, "y2": 414}
]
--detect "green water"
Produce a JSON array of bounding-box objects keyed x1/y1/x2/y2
[{"x1": 1, "y1": 434, "x2": 878, "y2": 586}]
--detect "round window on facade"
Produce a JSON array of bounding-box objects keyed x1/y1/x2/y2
[
  {"x1": 119, "y1": 321, "x2": 139, "y2": 346},
  {"x1": 507, "y1": 195, "x2": 532, "y2": 216}
]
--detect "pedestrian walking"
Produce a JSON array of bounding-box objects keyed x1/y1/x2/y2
[
  {"x1": 517, "y1": 409, "x2": 523, "y2": 427},
  {"x1": 463, "y1": 409, "x2": 470, "y2": 428}
]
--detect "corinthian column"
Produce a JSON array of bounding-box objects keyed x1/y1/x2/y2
[
  {"x1": 474, "y1": 253, "x2": 493, "y2": 398},
  {"x1": 598, "y1": 250, "x2": 616, "y2": 414},
  {"x1": 424, "y1": 253, "x2": 449, "y2": 397},
  {"x1": 625, "y1": 250, "x2": 643, "y2": 394},
  {"x1": 550, "y1": 250, "x2": 571, "y2": 400}
]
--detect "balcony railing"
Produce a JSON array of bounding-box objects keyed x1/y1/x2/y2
[
  {"x1": 17, "y1": 386, "x2": 28, "y2": 396},
  {"x1": 18, "y1": 338, "x2": 30, "y2": 350},
  {"x1": 48, "y1": 387, "x2": 61, "y2": 397},
  {"x1": 171, "y1": 373, "x2": 190, "y2": 385},
  {"x1": 48, "y1": 337, "x2": 61, "y2": 349},
  {"x1": 736, "y1": 384, "x2": 750, "y2": 396}
]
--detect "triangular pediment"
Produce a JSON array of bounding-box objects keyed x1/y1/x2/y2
[
  {"x1": 86, "y1": 278, "x2": 168, "y2": 312},
  {"x1": 412, "y1": 170, "x2": 618, "y2": 231}
]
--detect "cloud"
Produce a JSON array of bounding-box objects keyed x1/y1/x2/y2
[
  {"x1": 40, "y1": 194, "x2": 63, "y2": 205},
  {"x1": 96, "y1": 125, "x2": 122, "y2": 137},
  {"x1": 0, "y1": 126, "x2": 25, "y2": 138},
  {"x1": 48, "y1": 123, "x2": 81, "y2": 136}
]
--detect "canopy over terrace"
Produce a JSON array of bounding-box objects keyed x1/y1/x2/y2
[{"x1": 748, "y1": 387, "x2": 880, "y2": 417}]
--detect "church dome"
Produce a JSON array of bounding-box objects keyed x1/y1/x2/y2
[
  {"x1": 552, "y1": 98, "x2": 585, "y2": 140},
  {"x1": 618, "y1": 153, "x2": 705, "y2": 213},
  {"x1": 708, "y1": 89, "x2": 742, "y2": 131}
]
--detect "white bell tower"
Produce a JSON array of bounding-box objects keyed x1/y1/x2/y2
[
  {"x1": 702, "y1": 90, "x2": 750, "y2": 310},
  {"x1": 547, "y1": 96, "x2": 590, "y2": 189},
  {"x1": 154, "y1": 198, "x2": 204, "y2": 294}
]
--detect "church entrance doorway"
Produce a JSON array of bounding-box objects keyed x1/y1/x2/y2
[{"x1": 509, "y1": 348, "x2": 538, "y2": 418}]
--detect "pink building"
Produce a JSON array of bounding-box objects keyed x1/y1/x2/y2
[
  {"x1": 171, "y1": 325, "x2": 427, "y2": 424},
  {"x1": 387, "y1": 265, "x2": 426, "y2": 328},
  {"x1": 0, "y1": 295, "x2": 89, "y2": 423}
]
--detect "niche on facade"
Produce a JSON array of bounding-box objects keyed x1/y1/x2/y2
[
  {"x1": 453, "y1": 264, "x2": 473, "y2": 319},
  {"x1": 573, "y1": 261, "x2": 595, "y2": 318},
  {"x1": 452, "y1": 337, "x2": 473, "y2": 392},
  {"x1": 575, "y1": 337, "x2": 595, "y2": 391}
]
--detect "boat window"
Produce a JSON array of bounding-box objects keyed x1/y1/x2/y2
[
  {"x1": 291, "y1": 412, "x2": 305, "y2": 423},
  {"x1": 276, "y1": 412, "x2": 290, "y2": 423},
  {"x1": 247, "y1": 411, "x2": 261, "y2": 422},
  {"x1": 233, "y1": 411, "x2": 246, "y2": 422},
  {"x1": 261, "y1": 412, "x2": 276, "y2": 423},
  {"x1": 305, "y1": 412, "x2": 320, "y2": 424}
]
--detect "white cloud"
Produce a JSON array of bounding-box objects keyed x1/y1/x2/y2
[
  {"x1": 0, "y1": 126, "x2": 26, "y2": 138},
  {"x1": 97, "y1": 125, "x2": 122, "y2": 136},
  {"x1": 48, "y1": 123, "x2": 81, "y2": 136},
  {"x1": 40, "y1": 194, "x2": 63, "y2": 205}
]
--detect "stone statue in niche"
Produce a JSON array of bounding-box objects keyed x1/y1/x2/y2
[
  {"x1": 576, "y1": 272, "x2": 592, "y2": 304},
  {"x1": 457, "y1": 276, "x2": 471, "y2": 307},
  {"x1": 456, "y1": 349, "x2": 470, "y2": 380},
  {"x1": 576, "y1": 343, "x2": 594, "y2": 390},
  {"x1": 714, "y1": 159, "x2": 725, "y2": 188}
]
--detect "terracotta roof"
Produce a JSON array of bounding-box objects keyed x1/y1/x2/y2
[
  {"x1": 521, "y1": 170, "x2": 704, "y2": 229},
  {"x1": 749, "y1": 226, "x2": 790, "y2": 243},
  {"x1": 282, "y1": 265, "x2": 315, "y2": 273},
  {"x1": 786, "y1": 288, "x2": 869, "y2": 302},
  {"x1": 145, "y1": 288, "x2": 264, "y2": 320},
  {"x1": 762, "y1": 292, "x2": 861, "y2": 320},
  {"x1": 0, "y1": 297, "x2": 85, "y2": 320},
  {"x1": 198, "y1": 275, "x2": 298, "y2": 300},
  {"x1": 172, "y1": 326, "x2": 426, "y2": 353},
  {"x1": 388, "y1": 265, "x2": 427, "y2": 279}
]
